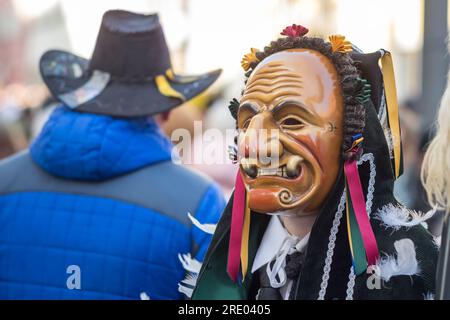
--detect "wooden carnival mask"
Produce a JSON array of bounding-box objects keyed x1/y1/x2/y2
[
  {"x1": 226, "y1": 28, "x2": 394, "y2": 282},
  {"x1": 237, "y1": 49, "x2": 344, "y2": 215}
]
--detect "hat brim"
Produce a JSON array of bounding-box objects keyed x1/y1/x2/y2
[{"x1": 39, "y1": 50, "x2": 221, "y2": 117}]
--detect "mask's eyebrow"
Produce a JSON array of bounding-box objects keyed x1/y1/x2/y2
[
  {"x1": 238, "y1": 102, "x2": 260, "y2": 114},
  {"x1": 272, "y1": 100, "x2": 321, "y2": 126}
]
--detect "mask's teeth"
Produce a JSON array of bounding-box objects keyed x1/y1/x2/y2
[
  {"x1": 277, "y1": 168, "x2": 283, "y2": 176},
  {"x1": 258, "y1": 166, "x2": 289, "y2": 177},
  {"x1": 258, "y1": 167, "x2": 279, "y2": 176}
]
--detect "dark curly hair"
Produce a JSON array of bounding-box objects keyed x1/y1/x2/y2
[{"x1": 234, "y1": 36, "x2": 366, "y2": 159}]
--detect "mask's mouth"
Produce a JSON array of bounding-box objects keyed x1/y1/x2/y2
[{"x1": 241, "y1": 155, "x2": 304, "y2": 179}]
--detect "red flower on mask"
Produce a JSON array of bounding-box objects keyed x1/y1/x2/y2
[{"x1": 281, "y1": 24, "x2": 309, "y2": 38}]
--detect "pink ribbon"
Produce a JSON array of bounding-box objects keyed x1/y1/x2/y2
[
  {"x1": 227, "y1": 170, "x2": 246, "y2": 282},
  {"x1": 344, "y1": 159, "x2": 379, "y2": 265}
]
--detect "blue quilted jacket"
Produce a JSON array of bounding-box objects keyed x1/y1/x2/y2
[{"x1": 0, "y1": 106, "x2": 225, "y2": 300}]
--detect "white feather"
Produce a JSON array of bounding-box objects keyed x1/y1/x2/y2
[
  {"x1": 433, "y1": 236, "x2": 441, "y2": 248},
  {"x1": 423, "y1": 292, "x2": 435, "y2": 300},
  {"x1": 178, "y1": 283, "x2": 194, "y2": 298},
  {"x1": 178, "y1": 253, "x2": 202, "y2": 273},
  {"x1": 187, "y1": 212, "x2": 216, "y2": 235},
  {"x1": 178, "y1": 273, "x2": 199, "y2": 298},
  {"x1": 376, "y1": 238, "x2": 420, "y2": 282},
  {"x1": 140, "y1": 292, "x2": 150, "y2": 300},
  {"x1": 178, "y1": 212, "x2": 214, "y2": 298},
  {"x1": 177, "y1": 253, "x2": 202, "y2": 298},
  {"x1": 374, "y1": 204, "x2": 436, "y2": 231},
  {"x1": 180, "y1": 272, "x2": 198, "y2": 287}
]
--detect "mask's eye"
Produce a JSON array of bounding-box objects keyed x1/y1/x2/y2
[
  {"x1": 241, "y1": 118, "x2": 252, "y2": 130},
  {"x1": 280, "y1": 116, "x2": 305, "y2": 130},
  {"x1": 237, "y1": 103, "x2": 258, "y2": 130}
]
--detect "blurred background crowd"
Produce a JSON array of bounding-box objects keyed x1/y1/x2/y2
[{"x1": 0, "y1": 0, "x2": 448, "y2": 234}]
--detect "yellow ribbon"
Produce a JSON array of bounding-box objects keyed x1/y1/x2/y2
[
  {"x1": 380, "y1": 51, "x2": 401, "y2": 178},
  {"x1": 351, "y1": 137, "x2": 364, "y2": 150},
  {"x1": 240, "y1": 191, "x2": 251, "y2": 281},
  {"x1": 155, "y1": 75, "x2": 186, "y2": 101},
  {"x1": 165, "y1": 68, "x2": 199, "y2": 84},
  {"x1": 165, "y1": 69, "x2": 175, "y2": 81}
]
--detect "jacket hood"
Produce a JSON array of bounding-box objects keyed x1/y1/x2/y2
[{"x1": 30, "y1": 106, "x2": 173, "y2": 181}]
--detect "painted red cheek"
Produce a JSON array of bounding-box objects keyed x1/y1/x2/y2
[{"x1": 286, "y1": 132, "x2": 320, "y2": 154}]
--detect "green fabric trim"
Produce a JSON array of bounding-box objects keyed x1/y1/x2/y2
[{"x1": 347, "y1": 188, "x2": 368, "y2": 275}]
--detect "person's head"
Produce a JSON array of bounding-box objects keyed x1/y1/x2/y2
[
  {"x1": 235, "y1": 34, "x2": 364, "y2": 214},
  {"x1": 421, "y1": 70, "x2": 450, "y2": 215}
]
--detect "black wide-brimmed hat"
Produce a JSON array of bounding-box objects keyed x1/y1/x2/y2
[{"x1": 39, "y1": 10, "x2": 221, "y2": 117}]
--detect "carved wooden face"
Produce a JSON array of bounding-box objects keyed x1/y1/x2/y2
[{"x1": 237, "y1": 49, "x2": 343, "y2": 214}]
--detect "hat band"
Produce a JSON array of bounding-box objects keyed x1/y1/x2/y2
[{"x1": 59, "y1": 70, "x2": 110, "y2": 109}]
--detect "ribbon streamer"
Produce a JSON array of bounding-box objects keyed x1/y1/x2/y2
[
  {"x1": 346, "y1": 185, "x2": 368, "y2": 275},
  {"x1": 344, "y1": 136, "x2": 379, "y2": 275},
  {"x1": 380, "y1": 51, "x2": 402, "y2": 178},
  {"x1": 155, "y1": 75, "x2": 186, "y2": 101},
  {"x1": 227, "y1": 171, "x2": 247, "y2": 283},
  {"x1": 240, "y1": 192, "x2": 251, "y2": 281},
  {"x1": 344, "y1": 152, "x2": 379, "y2": 269}
]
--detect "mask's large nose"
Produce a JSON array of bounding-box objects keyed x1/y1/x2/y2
[{"x1": 239, "y1": 112, "x2": 283, "y2": 177}]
